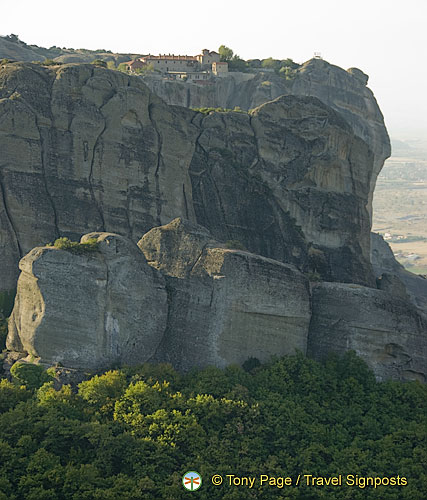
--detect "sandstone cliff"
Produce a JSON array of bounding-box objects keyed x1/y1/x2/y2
[
  {"x1": 308, "y1": 282, "x2": 427, "y2": 382},
  {"x1": 7, "y1": 223, "x2": 311, "y2": 371},
  {"x1": 143, "y1": 58, "x2": 391, "y2": 218},
  {"x1": 2, "y1": 61, "x2": 425, "y2": 381},
  {"x1": 7, "y1": 220, "x2": 426, "y2": 381},
  {"x1": 7, "y1": 233, "x2": 167, "y2": 369},
  {"x1": 0, "y1": 62, "x2": 376, "y2": 292}
]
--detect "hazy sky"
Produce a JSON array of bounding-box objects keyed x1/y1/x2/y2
[{"x1": 2, "y1": 0, "x2": 426, "y2": 138}]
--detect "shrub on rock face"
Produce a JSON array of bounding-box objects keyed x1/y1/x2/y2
[
  {"x1": 42, "y1": 59, "x2": 58, "y2": 66},
  {"x1": 91, "y1": 59, "x2": 107, "y2": 68}
]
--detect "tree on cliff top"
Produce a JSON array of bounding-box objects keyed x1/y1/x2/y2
[{"x1": 218, "y1": 45, "x2": 233, "y2": 62}]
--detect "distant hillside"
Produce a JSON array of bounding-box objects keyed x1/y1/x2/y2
[
  {"x1": 0, "y1": 34, "x2": 138, "y2": 65},
  {"x1": 0, "y1": 34, "x2": 45, "y2": 61}
]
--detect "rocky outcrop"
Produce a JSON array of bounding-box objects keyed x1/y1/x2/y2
[
  {"x1": 307, "y1": 282, "x2": 427, "y2": 382},
  {"x1": 190, "y1": 95, "x2": 375, "y2": 285},
  {"x1": 371, "y1": 232, "x2": 427, "y2": 312},
  {"x1": 138, "y1": 218, "x2": 311, "y2": 369},
  {"x1": 143, "y1": 58, "x2": 391, "y2": 219},
  {"x1": 7, "y1": 221, "x2": 311, "y2": 371},
  {"x1": 0, "y1": 37, "x2": 45, "y2": 62},
  {"x1": 7, "y1": 219, "x2": 426, "y2": 381},
  {"x1": 3, "y1": 61, "x2": 424, "y2": 381},
  {"x1": 0, "y1": 35, "x2": 136, "y2": 65},
  {"x1": 0, "y1": 62, "x2": 377, "y2": 292},
  {"x1": 0, "y1": 62, "x2": 198, "y2": 293},
  {"x1": 7, "y1": 233, "x2": 167, "y2": 370}
]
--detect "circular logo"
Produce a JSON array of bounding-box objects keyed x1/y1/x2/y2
[{"x1": 182, "y1": 471, "x2": 202, "y2": 491}]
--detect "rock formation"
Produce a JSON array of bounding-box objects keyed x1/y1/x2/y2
[
  {"x1": 7, "y1": 233, "x2": 167, "y2": 370},
  {"x1": 143, "y1": 58, "x2": 391, "y2": 218},
  {"x1": 308, "y1": 282, "x2": 427, "y2": 382},
  {"x1": 138, "y1": 218, "x2": 311, "y2": 370},
  {"x1": 371, "y1": 232, "x2": 427, "y2": 312},
  {"x1": 0, "y1": 62, "x2": 377, "y2": 293},
  {"x1": 1, "y1": 61, "x2": 426, "y2": 381},
  {"x1": 7, "y1": 222, "x2": 311, "y2": 371},
  {"x1": 7, "y1": 219, "x2": 426, "y2": 381}
]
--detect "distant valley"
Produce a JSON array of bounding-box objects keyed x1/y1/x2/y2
[{"x1": 372, "y1": 138, "x2": 427, "y2": 274}]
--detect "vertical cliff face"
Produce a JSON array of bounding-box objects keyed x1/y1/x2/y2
[
  {"x1": 308, "y1": 282, "x2": 427, "y2": 383},
  {"x1": 0, "y1": 63, "x2": 198, "y2": 291},
  {"x1": 143, "y1": 58, "x2": 391, "y2": 219},
  {"x1": 2, "y1": 61, "x2": 425, "y2": 382},
  {"x1": 7, "y1": 220, "x2": 426, "y2": 381},
  {"x1": 190, "y1": 96, "x2": 375, "y2": 285},
  {"x1": 0, "y1": 62, "x2": 378, "y2": 290}
]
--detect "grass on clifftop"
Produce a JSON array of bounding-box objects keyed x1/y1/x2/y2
[
  {"x1": 52, "y1": 237, "x2": 99, "y2": 254},
  {"x1": 192, "y1": 106, "x2": 247, "y2": 115}
]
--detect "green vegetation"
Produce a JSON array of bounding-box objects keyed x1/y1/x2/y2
[
  {"x1": 0, "y1": 353, "x2": 425, "y2": 499},
  {"x1": 279, "y1": 65, "x2": 297, "y2": 80},
  {"x1": 117, "y1": 62, "x2": 128, "y2": 73},
  {"x1": 134, "y1": 63, "x2": 155, "y2": 75},
  {"x1": 218, "y1": 45, "x2": 248, "y2": 72},
  {"x1": 218, "y1": 45, "x2": 234, "y2": 62},
  {"x1": 52, "y1": 237, "x2": 99, "y2": 255},
  {"x1": 41, "y1": 59, "x2": 60, "y2": 66},
  {"x1": 192, "y1": 107, "x2": 246, "y2": 115},
  {"x1": 91, "y1": 59, "x2": 107, "y2": 68},
  {"x1": 10, "y1": 362, "x2": 54, "y2": 390},
  {"x1": 306, "y1": 271, "x2": 322, "y2": 282}
]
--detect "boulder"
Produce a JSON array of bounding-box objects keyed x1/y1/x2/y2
[
  {"x1": 139, "y1": 218, "x2": 311, "y2": 370},
  {"x1": 307, "y1": 282, "x2": 427, "y2": 382},
  {"x1": 371, "y1": 232, "x2": 427, "y2": 312},
  {"x1": 7, "y1": 233, "x2": 168, "y2": 370}
]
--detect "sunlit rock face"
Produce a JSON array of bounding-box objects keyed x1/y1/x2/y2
[
  {"x1": 4, "y1": 61, "x2": 424, "y2": 383},
  {"x1": 6, "y1": 220, "x2": 426, "y2": 381},
  {"x1": 7, "y1": 222, "x2": 311, "y2": 372}
]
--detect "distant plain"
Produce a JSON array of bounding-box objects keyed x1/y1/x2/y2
[{"x1": 372, "y1": 139, "x2": 427, "y2": 274}]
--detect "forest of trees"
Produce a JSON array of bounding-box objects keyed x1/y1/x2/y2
[{"x1": 0, "y1": 352, "x2": 425, "y2": 499}]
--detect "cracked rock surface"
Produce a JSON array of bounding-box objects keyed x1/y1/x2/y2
[
  {"x1": 308, "y1": 281, "x2": 427, "y2": 382},
  {"x1": 1, "y1": 62, "x2": 377, "y2": 290},
  {"x1": 7, "y1": 221, "x2": 311, "y2": 372},
  {"x1": 6, "y1": 233, "x2": 167, "y2": 370}
]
